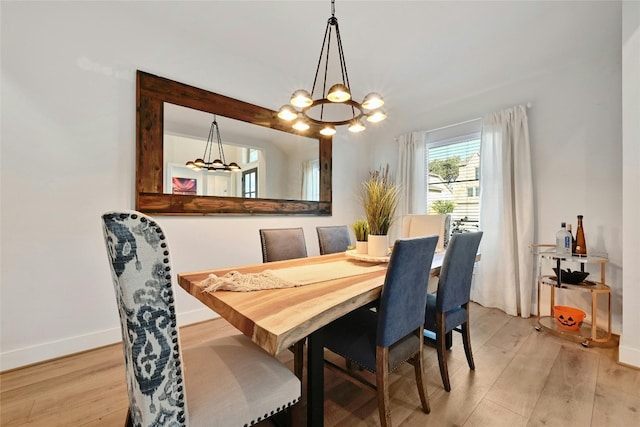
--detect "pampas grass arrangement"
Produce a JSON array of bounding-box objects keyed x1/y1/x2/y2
[{"x1": 361, "y1": 165, "x2": 400, "y2": 236}]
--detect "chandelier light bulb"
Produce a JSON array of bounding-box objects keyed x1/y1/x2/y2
[
  {"x1": 348, "y1": 119, "x2": 365, "y2": 133},
  {"x1": 194, "y1": 158, "x2": 206, "y2": 167},
  {"x1": 293, "y1": 117, "x2": 310, "y2": 131},
  {"x1": 290, "y1": 90, "x2": 313, "y2": 108},
  {"x1": 362, "y1": 93, "x2": 384, "y2": 110},
  {"x1": 327, "y1": 83, "x2": 351, "y2": 103},
  {"x1": 366, "y1": 109, "x2": 387, "y2": 123},
  {"x1": 320, "y1": 125, "x2": 337, "y2": 136},
  {"x1": 277, "y1": 105, "x2": 298, "y2": 121},
  {"x1": 228, "y1": 162, "x2": 241, "y2": 171}
]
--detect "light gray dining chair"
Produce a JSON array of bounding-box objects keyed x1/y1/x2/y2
[
  {"x1": 401, "y1": 213, "x2": 452, "y2": 252},
  {"x1": 103, "y1": 211, "x2": 300, "y2": 426},
  {"x1": 259, "y1": 227, "x2": 308, "y2": 379},
  {"x1": 424, "y1": 231, "x2": 483, "y2": 392},
  {"x1": 259, "y1": 227, "x2": 308, "y2": 262},
  {"x1": 323, "y1": 235, "x2": 439, "y2": 427},
  {"x1": 316, "y1": 225, "x2": 352, "y2": 255}
]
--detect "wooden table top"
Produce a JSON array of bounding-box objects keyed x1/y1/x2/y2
[{"x1": 177, "y1": 251, "x2": 446, "y2": 356}]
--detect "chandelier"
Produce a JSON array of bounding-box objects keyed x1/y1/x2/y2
[
  {"x1": 185, "y1": 115, "x2": 240, "y2": 172},
  {"x1": 277, "y1": 0, "x2": 386, "y2": 136}
]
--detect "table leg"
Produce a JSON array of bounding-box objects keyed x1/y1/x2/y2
[
  {"x1": 307, "y1": 329, "x2": 324, "y2": 427},
  {"x1": 446, "y1": 331, "x2": 453, "y2": 349}
]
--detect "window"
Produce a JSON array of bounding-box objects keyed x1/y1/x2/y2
[
  {"x1": 242, "y1": 168, "x2": 258, "y2": 198},
  {"x1": 245, "y1": 148, "x2": 259, "y2": 164},
  {"x1": 425, "y1": 119, "x2": 482, "y2": 232}
]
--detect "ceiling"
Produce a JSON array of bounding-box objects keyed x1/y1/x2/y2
[{"x1": 133, "y1": 1, "x2": 613, "y2": 141}]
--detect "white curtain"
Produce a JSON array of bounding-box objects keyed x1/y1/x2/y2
[
  {"x1": 301, "y1": 159, "x2": 319, "y2": 201},
  {"x1": 394, "y1": 132, "x2": 426, "y2": 241},
  {"x1": 472, "y1": 105, "x2": 534, "y2": 317}
]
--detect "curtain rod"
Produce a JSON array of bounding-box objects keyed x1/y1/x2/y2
[
  {"x1": 424, "y1": 102, "x2": 532, "y2": 134},
  {"x1": 425, "y1": 117, "x2": 481, "y2": 134}
]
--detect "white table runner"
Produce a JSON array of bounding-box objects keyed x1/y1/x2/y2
[{"x1": 200, "y1": 259, "x2": 387, "y2": 292}]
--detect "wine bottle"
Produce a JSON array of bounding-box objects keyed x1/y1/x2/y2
[
  {"x1": 575, "y1": 215, "x2": 587, "y2": 256},
  {"x1": 556, "y1": 222, "x2": 571, "y2": 255},
  {"x1": 567, "y1": 223, "x2": 577, "y2": 254}
]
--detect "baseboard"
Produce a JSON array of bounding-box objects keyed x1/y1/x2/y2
[
  {"x1": 0, "y1": 308, "x2": 217, "y2": 372},
  {"x1": 618, "y1": 342, "x2": 640, "y2": 369}
]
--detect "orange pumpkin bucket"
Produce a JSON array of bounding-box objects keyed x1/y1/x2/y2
[{"x1": 554, "y1": 306, "x2": 586, "y2": 330}]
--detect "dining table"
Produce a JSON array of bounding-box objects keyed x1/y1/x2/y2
[{"x1": 178, "y1": 250, "x2": 448, "y2": 426}]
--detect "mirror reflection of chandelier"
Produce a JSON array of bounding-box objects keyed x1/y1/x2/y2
[
  {"x1": 186, "y1": 115, "x2": 240, "y2": 172},
  {"x1": 277, "y1": 0, "x2": 386, "y2": 136}
]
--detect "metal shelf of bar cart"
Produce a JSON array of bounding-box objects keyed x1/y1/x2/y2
[{"x1": 532, "y1": 247, "x2": 613, "y2": 348}]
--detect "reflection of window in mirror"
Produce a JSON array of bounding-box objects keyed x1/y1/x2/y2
[
  {"x1": 302, "y1": 159, "x2": 320, "y2": 201},
  {"x1": 244, "y1": 148, "x2": 259, "y2": 164},
  {"x1": 243, "y1": 168, "x2": 258, "y2": 198}
]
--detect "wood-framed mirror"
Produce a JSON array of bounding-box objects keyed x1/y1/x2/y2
[{"x1": 136, "y1": 70, "x2": 332, "y2": 215}]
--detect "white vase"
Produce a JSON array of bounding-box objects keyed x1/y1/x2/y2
[
  {"x1": 355, "y1": 241, "x2": 368, "y2": 254},
  {"x1": 367, "y1": 234, "x2": 389, "y2": 257}
]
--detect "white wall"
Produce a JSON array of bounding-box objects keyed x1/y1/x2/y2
[{"x1": 620, "y1": 0, "x2": 640, "y2": 368}]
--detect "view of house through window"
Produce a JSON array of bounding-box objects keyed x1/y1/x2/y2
[{"x1": 425, "y1": 122, "x2": 481, "y2": 234}]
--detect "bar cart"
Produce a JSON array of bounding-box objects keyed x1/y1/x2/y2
[{"x1": 531, "y1": 245, "x2": 613, "y2": 348}]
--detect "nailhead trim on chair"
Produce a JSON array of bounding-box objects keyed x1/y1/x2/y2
[
  {"x1": 244, "y1": 397, "x2": 300, "y2": 427},
  {"x1": 103, "y1": 211, "x2": 189, "y2": 426}
]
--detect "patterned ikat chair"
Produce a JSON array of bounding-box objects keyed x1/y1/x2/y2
[{"x1": 102, "y1": 211, "x2": 300, "y2": 426}]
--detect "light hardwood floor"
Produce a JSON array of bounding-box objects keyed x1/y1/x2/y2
[{"x1": 1, "y1": 303, "x2": 638, "y2": 426}]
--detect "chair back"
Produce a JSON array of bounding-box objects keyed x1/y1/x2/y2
[
  {"x1": 401, "y1": 214, "x2": 452, "y2": 251},
  {"x1": 377, "y1": 235, "x2": 439, "y2": 347},
  {"x1": 437, "y1": 232, "x2": 483, "y2": 313},
  {"x1": 102, "y1": 211, "x2": 188, "y2": 426},
  {"x1": 259, "y1": 227, "x2": 308, "y2": 262},
  {"x1": 316, "y1": 225, "x2": 352, "y2": 255}
]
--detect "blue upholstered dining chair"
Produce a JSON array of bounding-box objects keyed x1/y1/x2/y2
[
  {"x1": 424, "y1": 231, "x2": 483, "y2": 392},
  {"x1": 102, "y1": 211, "x2": 300, "y2": 426},
  {"x1": 316, "y1": 225, "x2": 352, "y2": 255},
  {"x1": 322, "y1": 235, "x2": 439, "y2": 427},
  {"x1": 259, "y1": 227, "x2": 308, "y2": 262}
]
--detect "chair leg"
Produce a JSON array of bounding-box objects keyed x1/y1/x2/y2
[
  {"x1": 461, "y1": 305, "x2": 475, "y2": 370},
  {"x1": 376, "y1": 346, "x2": 392, "y2": 427},
  {"x1": 124, "y1": 408, "x2": 133, "y2": 427},
  {"x1": 436, "y1": 312, "x2": 451, "y2": 392},
  {"x1": 413, "y1": 328, "x2": 431, "y2": 414}
]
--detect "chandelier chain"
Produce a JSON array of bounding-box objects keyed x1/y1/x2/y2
[{"x1": 213, "y1": 117, "x2": 226, "y2": 164}]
